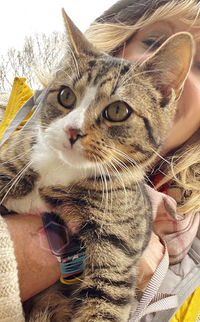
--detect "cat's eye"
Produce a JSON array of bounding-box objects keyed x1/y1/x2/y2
[
  {"x1": 58, "y1": 86, "x2": 76, "y2": 109},
  {"x1": 103, "y1": 101, "x2": 132, "y2": 122}
]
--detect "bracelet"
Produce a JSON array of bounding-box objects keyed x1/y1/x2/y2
[
  {"x1": 59, "y1": 252, "x2": 86, "y2": 284},
  {"x1": 42, "y1": 212, "x2": 86, "y2": 284}
]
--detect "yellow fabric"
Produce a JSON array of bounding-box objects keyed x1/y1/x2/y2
[
  {"x1": 171, "y1": 286, "x2": 200, "y2": 322},
  {"x1": 0, "y1": 77, "x2": 33, "y2": 142}
]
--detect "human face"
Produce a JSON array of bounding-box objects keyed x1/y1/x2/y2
[{"x1": 117, "y1": 21, "x2": 200, "y2": 155}]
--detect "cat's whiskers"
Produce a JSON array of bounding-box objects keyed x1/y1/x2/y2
[
  {"x1": 0, "y1": 160, "x2": 33, "y2": 205},
  {"x1": 117, "y1": 63, "x2": 136, "y2": 88},
  {"x1": 93, "y1": 159, "x2": 127, "y2": 237},
  {"x1": 99, "y1": 162, "x2": 110, "y2": 215},
  {"x1": 112, "y1": 44, "x2": 126, "y2": 94},
  {"x1": 112, "y1": 155, "x2": 147, "y2": 205},
  {"x1": 98, "y1": 148, "x2": 128, "y2": 210},
  {"x1": 0, "y1": 140, "x2": 37, "y2": 159},
  {"x1": 103, "y1": 145, "x2": 150, "y2": 205},
  {"x1": 99, "y1": 160, "x2": 114, "y2": 216},
  {"x1": 56, "y1": 66, "x2": 74, "y2": 84},
  {"x1": 109, "y1": 153, "x2": 138, "y2": 201},
  {"x1": 94, "y1": 149, "x2": 116, "y2": 217},
  {"x1": 105, "y1": 145, "x2": 141, "y2": 176},
  {"x1": 0, "y1": 135, "x2": 35, "y2": 200},
  {"x1": 94, "y1": 155, "x2": 106, "y2": 210},
  {"x1": 100, "y1": 145, "x2": 136, "y2": 180},
  {"x1": 119, "y1": 36, "x2": 164, "y2": 87},
  {"x1": 92, "y1": 155, "x2": 98, "y2": 182},
  {"x1": 150, "y1": 147, "x2": 170, "y2": 165},
  {"x1": 107, "y1": 144, "x2": 151, "y2": 184},
  {"x1": 98, "y1": 163, "x2": 112, "y2": 230},
  {"x1": 97, "y1": 159, "x2": 128, "y2": 232},
  {"x1": 134, "y1": 36, "x2": 165, "y2": 68},
  {"x1": 1, "y1": 137, "x2": 32, "y2": 155},
  {"x1": 109, "y1": 159, "x2": 128, "y2": 211},
  {"x1": 119, "y1": 68, "x2": 166, "y2": 88},
  {"x1": 0, "y1": 147, "x2": 33, "y2": 165},
  {"x1": 63, "y1": 60, "x2": 76, "y2": 82},
  {"x1": 111, "y1": 154, "x2": 136, "y2": 185},
  {"x1": 67, "y1": 46, "x2": 80, "y2": 79},
  {"x1": 120, "y1": 82, "x2": 151, "y2": 91},
  {"x1": 0, "y1": 125, "x2": 33, "y2": 142}
]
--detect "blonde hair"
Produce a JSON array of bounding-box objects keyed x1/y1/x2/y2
[
  {"x1": 158, "y1": 133, "x2": 200, "y2": 215},
  {"x1": 85, "y1": 0, "x2": 200, "y2": 53},
  {"x1": 85, "y1": 0, "x2": 200, "y2": 215}
]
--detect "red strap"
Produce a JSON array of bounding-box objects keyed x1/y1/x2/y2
[{"x1": 150, "y1": 173, "x2": 169, "y2": 195}]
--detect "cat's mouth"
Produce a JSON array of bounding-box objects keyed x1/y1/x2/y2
[
  {"x1": 62, "y1": 142, "x2": 77, "y2": 151},
  {"x1": 56, "y1": 141, "x2": 95, "y2": 169}
]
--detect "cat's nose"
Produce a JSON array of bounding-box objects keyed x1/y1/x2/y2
[{"x1": 65, "y1": 126, "x2": 86, "y2": 146}]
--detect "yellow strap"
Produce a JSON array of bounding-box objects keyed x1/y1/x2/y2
[
  {"x1": 60, "y1": 275, "x2": 83, "y2": 285},
  {"x1": 171, "y1": 286, "x2": 200, "y2": 322},
  {"x1": 0, "y1": 77, "x2": 33, "y2": 141}
]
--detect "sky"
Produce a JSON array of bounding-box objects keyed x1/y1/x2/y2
[{"x1": 0, "y1": 0, "x2": 116, "y2": 54}]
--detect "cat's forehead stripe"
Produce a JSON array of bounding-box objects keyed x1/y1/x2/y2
[
  {"x1": 80, "y1": 86, "x2": 98, "y2": 111},
  {"x1": 63, "y1": 86, "x2": 98, "y2": 130}
]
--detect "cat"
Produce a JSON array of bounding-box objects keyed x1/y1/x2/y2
[{"x1": 0, "y1": 10, "x2": 193, "y2": 322}]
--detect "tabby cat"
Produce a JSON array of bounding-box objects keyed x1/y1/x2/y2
[{"x1": 0, "y1": 10, "x2": 193, "y2": 322}]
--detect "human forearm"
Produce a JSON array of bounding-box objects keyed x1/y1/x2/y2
[{"x1": 5, "y1": 214, "x2": 60, "y2": 302}]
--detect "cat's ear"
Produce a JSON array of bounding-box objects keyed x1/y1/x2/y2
[
  {"x1": 139, "y1": 32, "x2": 194, "y2": 101},
  {"x1": 62, "y1": 9, "x2": 100, "y2": 57}
]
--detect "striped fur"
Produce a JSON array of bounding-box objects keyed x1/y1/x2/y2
[{"x1": 0, "y1": 12, "x2": 193, "y2": 322}]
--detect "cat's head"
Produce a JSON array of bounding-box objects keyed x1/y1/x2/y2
[{"x1": 38, "y1": 10, "x2": 193, "y2": 176}]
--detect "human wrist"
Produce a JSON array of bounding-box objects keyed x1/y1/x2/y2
[{"x1": 42, "y1": 212, "x2": 85, "y2": 285}]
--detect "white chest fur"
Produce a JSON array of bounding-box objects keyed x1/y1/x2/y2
[{"x1": 5, "y1": 139, "x2": 92, "y2": 214}]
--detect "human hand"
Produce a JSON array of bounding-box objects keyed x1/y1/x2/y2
[
  {"x1": 136, "y1": 232, "x2": 164, "y2": 291},
  {"x1": 136, "y1": 185, "x2": 176, "y2": 291},
  {"x1": 137, "y1": 184, "x2": 199, "y2": 291}
]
